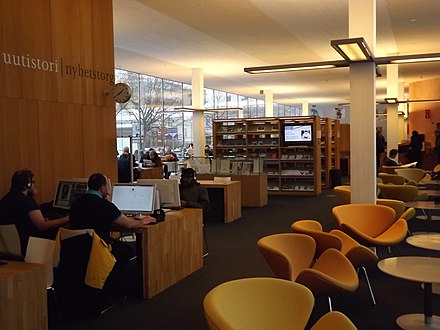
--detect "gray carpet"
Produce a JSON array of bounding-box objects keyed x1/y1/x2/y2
[{"x1": 63, "y1": 190, "x2": 440, "y2": 330}]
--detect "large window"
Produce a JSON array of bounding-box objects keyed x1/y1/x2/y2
[{"x1": 115, "y1": 69, "x2": 300, "y2": 156}]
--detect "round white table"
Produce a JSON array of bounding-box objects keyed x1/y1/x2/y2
[
  {"x1": 406, "y1": 233, "x2": 440, "y2": 296},
  {"x1": 406, "y1": 201, "x2": 440, "y2": 232},
  {"x1": 407, "y1": 234, "x2": 440, "y2": 251},
  {"x1": 378, "y1": 257, "x2": 440, "y2": 329}
]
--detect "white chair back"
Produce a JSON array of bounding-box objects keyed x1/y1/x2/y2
[
  {"x1": 0, "y1": 224, "x2": 21, "y2": 256},
  {"x1": 25, "y1": 236, "x2": 56, "y2": 288}
]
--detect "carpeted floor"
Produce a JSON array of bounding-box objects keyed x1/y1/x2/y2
[{"x1": 62, "y1": 190, "x2": 440, "y2": 330}]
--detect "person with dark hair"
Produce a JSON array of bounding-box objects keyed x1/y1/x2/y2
[
  {"x1": 69, "y1": 173, "x2": 156, "y2": 268},
  {"x1": 117, "y1": 152, "x2": 131, "y2": 183},
  {"x1": 0, "y1": 169, "x2": 69, "y2": 255},
  {"x1": 383, "y1": 149, "x2": 401, "y2": 166},
  {"x1": 376, "y1": 127, "x2": 386, "y2": 170},
  {"x1": 149, "y1": 150, "x2": 162, "y2": 167},
  {"x1": 433, "y1": 129, "x2": 440, "y2": 164},
  {"x1": 406, "y1": 130, "x2": 423, "y2": 167},
  {"x1": 179, "y1": 168, "x2": 210, "y2": 214}
]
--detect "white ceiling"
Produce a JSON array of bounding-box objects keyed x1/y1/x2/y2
[{"x1": 113, "y1": 0, "x2": 440, "y2": 112}]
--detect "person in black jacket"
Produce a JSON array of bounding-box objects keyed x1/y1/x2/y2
[{"x1": 179, "y1": 168, "x2": 210, "y2": 214}]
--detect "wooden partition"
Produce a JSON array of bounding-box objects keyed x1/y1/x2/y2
[{"x1": 0, "y1": 0, "x2": 117, "y2": 202}]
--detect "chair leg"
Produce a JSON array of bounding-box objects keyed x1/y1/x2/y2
[
  {"x1": 48, "y1": 286, "x2": 63, "y2": 329},
  {"x1": 361, "y1": 266, "x2": 376, "y2": 305},
  {"x1": 327, "y1": 296, "x2": 333, "y2": 312},
  {"x1": 203, "y1": 224, "x2": 209, "y2": 257}
]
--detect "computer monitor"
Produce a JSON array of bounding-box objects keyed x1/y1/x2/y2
[
  {"x1": 53, "y1": 179, "x2": 88, "y2": 209},
  {"x1": 137, "y1": 179, "x2": 181, "y2": 209},
  {"x1": 111, "y1": 183, "x2": 156, "y2": 214}
]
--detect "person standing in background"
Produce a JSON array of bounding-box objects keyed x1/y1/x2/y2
[
  {"x1": 434, "y1": 129, "x2": 440, "y2": 164},
  {"x1": 407, "y1": 130, "x2": 423, "y2": 167},
  {"x1": 376, "y1": 127, "x2": 386, "y2": 171}
]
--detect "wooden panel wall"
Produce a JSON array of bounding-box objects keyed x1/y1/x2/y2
[
  {"x1": 409, "y1": 78, "x2": 440, "y2": 147},
  {"x1": 0, "y1": 0, "x2": 117, "y2": 203}
]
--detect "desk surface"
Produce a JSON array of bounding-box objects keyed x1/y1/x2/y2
[
  {"x1": 378, "y1": 257, "x2": 440, "y2": 284},
  {"x1": 406, "y1": 234, "x2": 440, "y2": 251},
  {"x1": 0, "y1": 261, "x2": 47, "y2": 329},
  {"x1": 198, "y1": 180, "x2": 240, "y2": 186}
]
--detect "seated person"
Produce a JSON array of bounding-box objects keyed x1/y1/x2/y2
[
  {"x1": 163, "y1": 147, "x2": 179, "y2": 179},
  {"x1": 149, "y1": 150, "x2": 163, "y2": 167},
  {"x1": 179, "y1": 168, "x2": 210, "y2": 214},
  {"x1": 383, "y1": 149, "x2": 401, "y2": 167},
  {"x1": 0, "y1": 169, "x2": 69, "y2": 255},
  {"x1": 69, "y1": 173, "x2": 156, "y2": 268},
  {"x1": 163, "y1": 147, "x2": 179, "y2": 162},
  {"x1": 140, "y1": 148, "x2": 155, "y2": 165}
]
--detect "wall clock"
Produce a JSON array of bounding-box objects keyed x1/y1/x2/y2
[{"x1": 112, "y1": 82, "x2": 132, "y2": 103}]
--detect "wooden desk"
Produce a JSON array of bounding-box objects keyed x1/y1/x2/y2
[
  {"x1": 135, "y1": 208, "x2": 203, "y2": 299},
  {"x1": 198, "y1": 180, "x2": 242, "y2": 223},
  {"x1": 0, "y1": 261, "x2": 47, "y2": 329},
  {"x1": 138, "y1": 166, "x2": 163, "y2": 179},
  {"x1": 196, "y1": 174, "x2": 268, "y2": 207}
]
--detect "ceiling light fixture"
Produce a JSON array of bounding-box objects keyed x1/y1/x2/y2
[
  {"x1": 331, "y1": 37, "x2": 374, "y2": 62},
  {"x1": 173, "y1": 107, "x2": 242, "y2": 112},
  {"x1": 384, "y1": 98, "x2": 398, "y2": 104}
]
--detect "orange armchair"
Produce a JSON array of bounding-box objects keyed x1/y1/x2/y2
[
  {"x1": 203, "y1": 277, "x2": 357, "y2": 330},
  {"x1": 332, "y1": 204, "x2": 408, "y2": 251},
  {"x1": 257, "y1": 233, "x2": 359, "y2": 311},
  {"x1": 291, "y1": 220, "x2": 378, "y2": 305}
]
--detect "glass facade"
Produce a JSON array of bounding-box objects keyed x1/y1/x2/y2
[{"x1": 115, "y1": 69, "x2": 300, "y2": 155}]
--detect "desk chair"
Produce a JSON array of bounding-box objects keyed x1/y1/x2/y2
[
  {"x1": 25, "y1": 237, "x2": 62, "y2": 328},
  {"x1": 0, "y1": 224, "x2": 23, "y2": 261},
  {"x1": 203, "y1": 277, "x2": 357, "y2": 330},
  {"x1": 54, "y1": 229, "x2": 124, "y2": 316},
  {"x1": 291, "y1": 220, "x2": 378, "y2": 305},
  {"x1": 257, "y1": 233, "x2": 359, "y2": 311}
]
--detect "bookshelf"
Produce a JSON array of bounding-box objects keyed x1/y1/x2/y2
[{"x1": 213, "y1": 116, "x2": 328, "y2": 196}]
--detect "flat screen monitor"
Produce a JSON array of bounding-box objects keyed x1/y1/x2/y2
[
  {"x1": 53, "y1": 179, "x2": 88, "y2": 209},
  {"x1": 111, "y1": 183, "x2": 156, "y2": 214},
  {"x1": 281, "y1": 123, "x2": 313, "y2": 146},
  {"x1": 137, "y1": 179, "x2": 181, "y2": 209}
]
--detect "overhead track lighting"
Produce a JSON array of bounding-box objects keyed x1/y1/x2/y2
[
  {"x1": 244, "y1": 38, "x2": 440, "y2": 75},
  {"x1": 244, "y1": 60, "x2": 346, "y2": 74}
]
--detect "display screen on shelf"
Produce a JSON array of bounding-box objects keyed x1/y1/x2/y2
[{"x1": 281, "y1": 123, "x2": 313, "y2": 146}]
